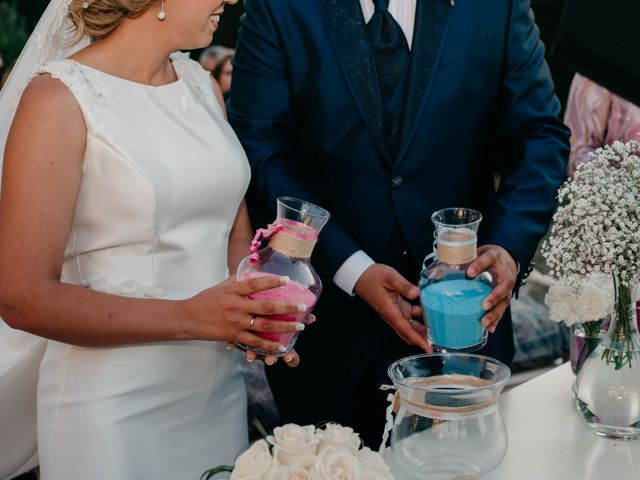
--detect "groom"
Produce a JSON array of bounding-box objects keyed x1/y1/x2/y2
[{"x1": 228, "y1": 0, "x2": 569, "y2": 446}]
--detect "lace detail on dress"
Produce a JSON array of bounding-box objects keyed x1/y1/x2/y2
[
  {"x1": 170, "y1": 51, "x2": 215, "y2": 108},
  {"x1": 83, "y1": 277, "x2": 165, "y2": 299},
  {"x1": 37, "y1": 60, "x2": 113, "y2": 110}
]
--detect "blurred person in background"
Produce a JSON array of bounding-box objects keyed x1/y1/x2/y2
[
  {"x1": 199, "y1": 44, "x2": 233, "y2": 72},
  {"x1": 212, "y1": 53, "x2": 233, "y2": 101},
  {"x1": 564, "y1": 73, "x2": 640, "y2": 177}
]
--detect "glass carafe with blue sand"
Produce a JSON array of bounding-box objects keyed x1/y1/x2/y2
[{"x1": 419, "y1": 208, "x2": 492, "y2": 352}]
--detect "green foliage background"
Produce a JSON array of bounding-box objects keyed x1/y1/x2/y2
[{"x1": 0, "y1": 1, "x2": 29, "y2": 66}]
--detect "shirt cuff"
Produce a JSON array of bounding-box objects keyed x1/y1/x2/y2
[{"x1": 332, "y1": 250, "x2": 376, "y2": 296}]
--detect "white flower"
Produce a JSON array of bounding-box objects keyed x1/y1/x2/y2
[
  {"x1": 542, "y1": 140, "x2": 640, "y2": 288},
  {"x1": 357, "y1": 447, "x2": 395, "y2": 480},
  {"x1": 264, "y1": 465, "x2": 317, "y2": 480},
  {"x1": 267, "y1": 424, "x2": 318, "y2": 468},
  {"x1": 316, "y1": 424, "x2": 361, "y2": 454},
  {"x1": 312, "y1": 446, "x2": 362, "y2": 480},
  {"x1": 230, "y1": 440, "x2": 274, "y2": 480},
  {"x1": 544, "y1": 274, "x2": 614, "y2": 326}
]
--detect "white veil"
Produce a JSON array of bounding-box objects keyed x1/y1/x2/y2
[{"x1": 0, "y1": 1, "x2": 88, "y2": 478}]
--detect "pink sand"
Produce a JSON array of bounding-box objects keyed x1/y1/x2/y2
[{"x1": 248, "y1": 275, "x2": 317, "y2": 343}]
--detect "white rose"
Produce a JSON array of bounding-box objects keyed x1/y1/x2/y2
[
  {"x1": 267, "y1": 424, "x2": 318, "y2": 468},
  {"x1": 230, "y1": 440, "x2": 274, "y2": 480},
  {"x1": 312, "y1": 446, "x2": 361, "y2": 480},
  {"x1": 316, "y1": 424, "x2": 361, "y2": 454},
  {"x1": 264, "y1": 465, "x2": 317, "y2": 480},
  {"x1": 357, "y1": 447, "x2": 395, "y2": 480}
]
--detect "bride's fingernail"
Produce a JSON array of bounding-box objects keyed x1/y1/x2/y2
[
  {"x1": 280, "y1": 276, "x2": 290, "y2": 284},
  {"x1": 295, "y1": 323, "x2": 305, "y2": 331},
  {"x1": 297, "y1": 304, "x2": 308, "y2": 312},
  {"x1": 226, "y1": 344, "x2": 233, "y2": 350},
  {"x1": 247, "y1": 356, "x2": 255, "y2": 363},
  {"x1": 278, "y1": 345, "x2": 287, "y2": 352}
]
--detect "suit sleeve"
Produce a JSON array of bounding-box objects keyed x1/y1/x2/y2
[
  {"x1": 227, "y1": 0, "x2": 363, "y2": 279},
  {"x1": 481, "y1": 0, "x2": 570, "y2": 285}
]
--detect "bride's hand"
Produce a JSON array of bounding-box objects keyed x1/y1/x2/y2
[
  {"x1": 230, "y1": 313, "x2": 316, "y2": 367},
  {"x1": 184, "y1": 275, "x2": 308, "y2": 353}
]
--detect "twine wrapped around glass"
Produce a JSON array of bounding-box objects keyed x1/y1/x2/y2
[
  {"x1": 236, "y1": 197, "x2": 330, "y2": 357},
  {"x1": 419, "y1": 208, "x2": 492, "y2": 352},
  {"x1": 384, "y1": 353, "x2": 511, "y2": 479}
]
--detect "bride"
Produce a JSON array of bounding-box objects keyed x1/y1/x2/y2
[{"x1": 0, "y1": 1, "x2": 307, "y2": 478}]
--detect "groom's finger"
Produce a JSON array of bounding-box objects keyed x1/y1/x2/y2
[
  {"x1": 482, "y1": 277, "x2": 513, "y2": 311},
  {"x1": 386, "y1": 271, "x2": 419, "y2": 300},
  {"x1": 383, "y1": 304, "x2": 431, "y2": 352},
  {"x1": 466, "y1": 249, "x2": 497, "y2": 278}
]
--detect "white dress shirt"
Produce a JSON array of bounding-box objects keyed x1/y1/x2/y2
[
  {"x1": 333, "y1": 0, "x2": 418, "y2": 296},
  {"x1": 359, "y1": 0, "x2": 417, "y2": 49}
]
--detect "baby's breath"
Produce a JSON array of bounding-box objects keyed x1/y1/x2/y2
[
  {"x1": 542, "y1": 140, "x2": 640, "y2": 288},
  {"x1": 542, "y1": 140, "x2": 640, "y2": 369}
]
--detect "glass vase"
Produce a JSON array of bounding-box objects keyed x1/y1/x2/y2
[
  {"x1": 386, "y1": 353, "x2": 511, "y2": 479},
  {"x1": 573, "y1": 275, "x2": 640, "y2": 439},
  {"x1": 569, "y1": 319, "x2": 608, "y2": 375},
  {"x1": 236, "y1": 197, "x2": 330, "y2": 357},
  {"x1": 419, "y1": 208, "x2": 492, "y2": 352}
]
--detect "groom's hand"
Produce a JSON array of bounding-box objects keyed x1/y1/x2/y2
[
  {"x1": 354, "y1": 264, "x2": 432, "y2": 352},
  {"x1": 467, "y1": 244, "x2": 518, "y2": 334}
]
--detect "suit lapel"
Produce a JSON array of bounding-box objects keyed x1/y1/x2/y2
[
  {"x1": 322, "y1": 0, "x2": 391, "y2": 162},
  {"x1": 398, "y1": 0, "x2": 453, "y2": 159}
]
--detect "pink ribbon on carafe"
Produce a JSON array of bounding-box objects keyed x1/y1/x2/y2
[{"x1": 249, "y1": 219, "x2": 319, "y2": 264}]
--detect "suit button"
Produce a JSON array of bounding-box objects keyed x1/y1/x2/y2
[{"x1": 391, "y1": 176, "x2": 403, "y2": 188}]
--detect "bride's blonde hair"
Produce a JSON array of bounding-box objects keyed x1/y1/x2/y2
[{"x1": 68, "y1": 0, "x2": 157, "y2": 41}]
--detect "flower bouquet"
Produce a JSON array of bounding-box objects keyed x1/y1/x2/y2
[
  {"x1": 203, "y1": 423, "x2": 395, "y2": 480},
  {"x1": 542, "y1": 139, "x2": 640, "y2": 438},
  {"x1": 542, "y1": 140, "x2": 640, "y2": 368}
]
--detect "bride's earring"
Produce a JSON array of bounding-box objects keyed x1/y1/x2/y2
[{"x1": 157, "y1": 0, "x2": 166, "y2": 21}]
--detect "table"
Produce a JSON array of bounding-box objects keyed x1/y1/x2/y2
[
  {"x1": 486, "y1": 362, "x2": 639, "y2": 479},
  {"x1": 386, "y1": 363, "x2": 640, "y2": 480}
]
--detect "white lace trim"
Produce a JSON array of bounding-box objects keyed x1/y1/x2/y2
[
  {"x1": 83, "y1": 277, "x2": 165, "y2": 299},
  {"x1": 37, "y1": 60, "x2": 113, "y2": 110},
  {"x1": 170, "y1": 51, "x2": 214, "y2": 107}
]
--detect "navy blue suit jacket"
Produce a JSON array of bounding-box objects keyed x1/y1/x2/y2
[{"x1": 228, "y1": 0, "x2": 569, "y2": 362}]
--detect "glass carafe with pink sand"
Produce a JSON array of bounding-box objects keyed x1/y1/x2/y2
[{"x1": 236, "y1": 196, "x2": 330, "y2": 356}]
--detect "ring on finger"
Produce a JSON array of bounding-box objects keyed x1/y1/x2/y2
[{"x1": 249, "y1": 315, "x2": 256, "y2": 331}]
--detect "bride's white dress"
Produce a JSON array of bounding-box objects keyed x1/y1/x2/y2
[{"x1": 33, "y1": 52, "x2": 249, "y2": 479}]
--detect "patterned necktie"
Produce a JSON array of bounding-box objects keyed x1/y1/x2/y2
[{"x1": 366, "y1": 0, "x2": 410, "y2": 100}]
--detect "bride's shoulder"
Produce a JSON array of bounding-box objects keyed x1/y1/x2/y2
[
  {"x1": 30, "y1": 59, "x2": 111, "y2": 111},
  {"x1": 170, "y1": 51, "x2": 211, "y2": 85},
  {"x1": 22, "y1": 73, "x2": 80, "y2": 112},
  {"x1": 170, "y1": 51, "x2": 222, "y2": 110},
  {"x1": 15, "y1": 74, "x2": 85, "y2": 139}
]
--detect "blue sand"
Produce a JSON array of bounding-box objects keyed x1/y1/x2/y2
[{"x1": 420, "y1": 278, "x2": 492, "y2": 350}]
